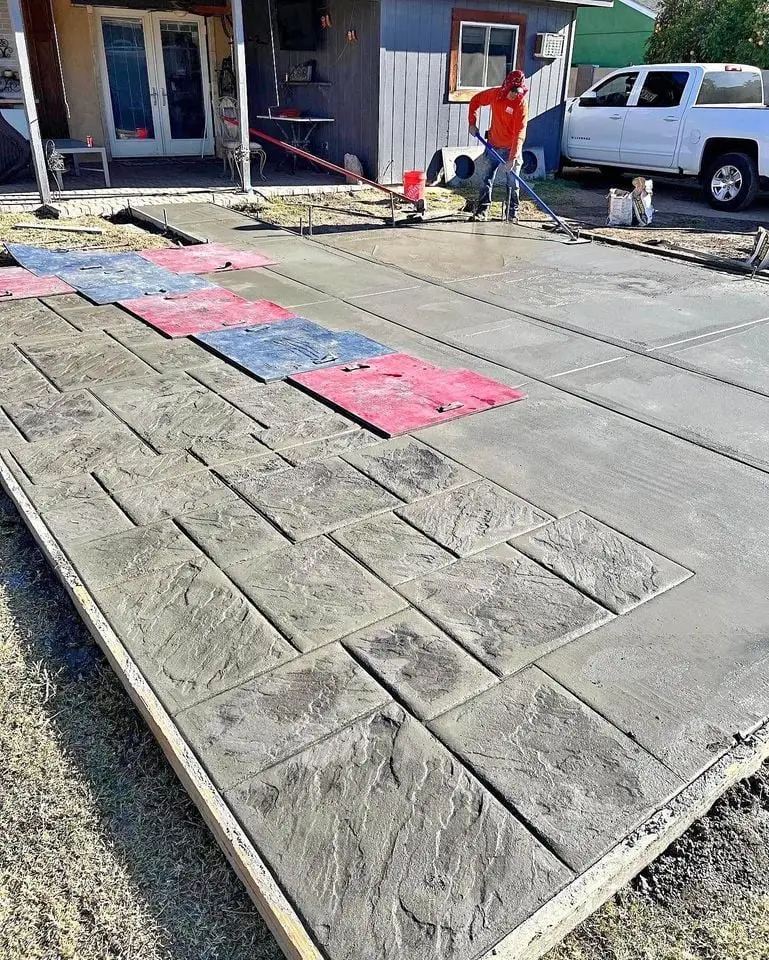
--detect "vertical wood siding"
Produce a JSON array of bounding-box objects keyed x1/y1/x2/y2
[
  {"x1": 378, "y1": 0, "x2": 575, "y2": 180},
  {"x1": 243, "y1": 0, "x2": 380, "y2": 178}
]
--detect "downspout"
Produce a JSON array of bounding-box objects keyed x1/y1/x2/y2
[{"x1": 7, "y1": 0, "x2": 51, "y2": 205}]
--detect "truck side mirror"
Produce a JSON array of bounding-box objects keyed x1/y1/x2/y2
[{"x1": 579, "y1": 90, "x2": 598, "y2": 106}]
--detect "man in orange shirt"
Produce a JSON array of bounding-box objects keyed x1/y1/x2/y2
[{"x1": 468, "y1": 69, "x2": 529, "y2": 222}]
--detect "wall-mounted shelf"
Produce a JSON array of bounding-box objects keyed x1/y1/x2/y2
[{"x1": 285, "y1": 80, "x2": 332, "y2": 87}]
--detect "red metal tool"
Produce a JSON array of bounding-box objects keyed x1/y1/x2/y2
[{"x1": 222, "y1": 117, "x2": 425, "y2": 213}]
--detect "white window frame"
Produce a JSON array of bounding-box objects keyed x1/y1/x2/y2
[{"x1": 457, "y1": 20, "x2": 519, "y2": 91}]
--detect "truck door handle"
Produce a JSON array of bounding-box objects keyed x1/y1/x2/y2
[
  {"x1": 663, "y1": 116, "x2": 679, "y2": 122},
  {"x1": 610, "y1": 114, "x2": 622, "y2": 119}
]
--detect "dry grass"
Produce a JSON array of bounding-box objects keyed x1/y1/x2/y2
[
  {"x1": 234, "y1": 182, "x2": 571, "y2": 232},
  {"x1": 0, "y1": 213, "x2": 171, "y2": 268},
  {"x1": 0, "y1": 494, "x2": 281, "y2": 960}
]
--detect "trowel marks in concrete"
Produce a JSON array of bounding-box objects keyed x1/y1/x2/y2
[
  {"x1": 0, "y1": 267, "x2": 74, "y2": 300},
  {"x1": 139, "y1": 243, "x2": 278, "y2": 274},
  {"x1": 119, "y1": 288, "x2": 296, "y2": 338},
  {"x1": 197, "y1": 318, "x2": 395, "y2": 382},
  {"x1": 292, "y1": 353, "x2": 525, "y2": 436}
]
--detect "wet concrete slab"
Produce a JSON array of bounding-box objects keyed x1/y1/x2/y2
[
  {"x1": 176, "y1": 643, "x2": 390, "y2": 792},
  {"x1": 230, "y1": 536, "x2": 407, "y2": 651},
  {"x1": 323, "y1": 226, "x2": 769, "y2": 351},
  {"x1": 431, "y1": 666, "x2": 682, "y2": 870},
  {"x1": 343, "y1": 610, "x2": 497, "y2": 721},
  {"x1": 558, "y1": 355, "x2": 769, "y2": 472},
  {"x1": 657, "y1": 321, "x2": 769, "y2": 394},
  {"x1": 227, "y1": 704, "x2": 571, "y2": 960},
  {"x1": 4, "y1": 211, "x2": 769, "y2": 960}
]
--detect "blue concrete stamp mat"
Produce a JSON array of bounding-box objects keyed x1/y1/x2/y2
[
  {"x1": 196, "y1": 318, "x2": 394, "y2": 382},
  {"x1": 57, "y1": 256, "x2": 216, "y2": 304},
  {"x1": 6, "y1": 244, "x2": 142, "y2": 278}
]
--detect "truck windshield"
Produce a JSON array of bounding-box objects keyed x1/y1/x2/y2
[{"x1": 696, "y1": 71, "x2": 764, "y2": 105}]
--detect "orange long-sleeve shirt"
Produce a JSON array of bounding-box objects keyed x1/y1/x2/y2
[{"x1": 468, "y1": 87, "x2": 528, "y2": 155}]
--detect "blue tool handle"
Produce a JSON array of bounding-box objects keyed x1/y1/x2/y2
[{"x1": 474, "y1": 132, "x2": 578, "y2": 240}]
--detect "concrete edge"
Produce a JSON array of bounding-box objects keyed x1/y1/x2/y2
[
  {"x1": 576, "y1": 225, "x2": 769, "y2": 279},
  {"x1": 479, "y1": 723, "x2": 769, "y2": 960},
  {"x1": 0, "y1": 456, "x2": 324, "y2": 960}
]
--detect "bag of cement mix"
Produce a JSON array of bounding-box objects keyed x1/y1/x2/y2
[
  {"x1": 607, "y1": 188, "x2": 633, "y2": 226},
  {"x1": 631, "y1": 177, "x2": 654, "y2": 226}
]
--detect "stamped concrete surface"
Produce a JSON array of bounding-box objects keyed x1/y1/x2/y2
[{"x1": 2, "y1": 202, "x2": 769, "y2": 960}]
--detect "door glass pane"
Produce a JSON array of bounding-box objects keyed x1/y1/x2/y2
[
  {"x1": 159, "y1": 21, "x2": 205, "y2": 140},
  {"x1": 101, "y1": 18, "x2": 154, "y2": 140},
  {"x1": 697, "y1": 70, "x2": 763, "y2": 105},
  {"x1": 637, "y1": 71, "x2": 688, "y2": 108},
  {"x1": 487, "y1": 27, "x2": 517, "y2": 87},
  {"x1": 459, "y1": 25, "x2": 486, "y2": 88},
  {"x1": 592, "y1": 72, "x2": 638, "y2": 107}
]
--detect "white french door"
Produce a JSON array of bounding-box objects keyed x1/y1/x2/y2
[{"x1": 96, "y1": 8, "x2": 214, "y2": 158}]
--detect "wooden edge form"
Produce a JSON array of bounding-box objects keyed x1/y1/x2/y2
[
  {"x1": 478, "y1": 723, "x2": 769, "y2": 960},
  {"x1": 130, "y1": 207, "x2": 211, "y2": 245},
  {"x1": 0, "y1": 458, "x2": 324, "y2": 960}
]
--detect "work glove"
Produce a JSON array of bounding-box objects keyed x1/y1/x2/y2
[{"x1": 469, "y1": 124, "x2": 479, "y2": 138}]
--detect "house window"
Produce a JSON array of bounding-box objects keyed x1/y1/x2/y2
[
  {"x1": 449, "y1": 9, "x2": 526, "y2": 103},
  {"x1": 458, "y1": 23, "x2": 518, "y2": 89}
]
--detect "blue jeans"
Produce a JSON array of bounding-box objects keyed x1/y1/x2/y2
[{"x1": 478, "y1": 146, "x2": 523, "y2": 215}]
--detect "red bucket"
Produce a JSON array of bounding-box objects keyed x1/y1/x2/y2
[{"x1": 403, "y1": 169, "x2": 426, "y2": 202}]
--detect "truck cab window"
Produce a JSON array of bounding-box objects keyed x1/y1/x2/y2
[
  {"x1": 637, "y1": 71, "x2": 689, "y2": 107},
  {"x1": 582, "y1": 72, "x2": 639, "y2": 107},
  {"x1": 697, "y1": 70, "x2": 764, "y2": 105}
]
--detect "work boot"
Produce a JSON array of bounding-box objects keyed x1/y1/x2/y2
[
  {"x1": 506, "y1": 208, "x2": 519, "y2": 224},
  {"x1": 473, "y1": 208, "x2": 489, "y2": 222}
]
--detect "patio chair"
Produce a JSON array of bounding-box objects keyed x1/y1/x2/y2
[
  {"x1": 44, "y1": 140, "x2": 67, "y2": 194},
  {"x1": 218, "y1": 97, "x2": 267, "y2": 183}
]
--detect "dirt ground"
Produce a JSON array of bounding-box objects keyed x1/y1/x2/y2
[
  {"x1": 0, "y1": 213, "x2": 171, "y2": 268},
  {"x1": 237, "y1": 176, "x2": 759, "y2": 265},
  {"x1": 1, "y1": 485, "x2": 768, "y2": 960}
]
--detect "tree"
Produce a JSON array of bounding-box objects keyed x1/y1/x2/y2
[{"x1": 647, "y1": 0, "x2": 769, "y2": 68}]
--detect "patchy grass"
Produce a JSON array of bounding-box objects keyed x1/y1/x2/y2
[{"x1": 0, "y1": 213, "x2": 171, "y2": 267}]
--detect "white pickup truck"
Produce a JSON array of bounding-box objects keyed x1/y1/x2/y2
[{"x1": 561, "y1": 63, "x2": 769, "y2": 211}]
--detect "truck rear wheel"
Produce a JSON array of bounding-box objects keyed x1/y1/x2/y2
[{"x1": 704, "y1": 152, "x2": 759, "y2": 211}]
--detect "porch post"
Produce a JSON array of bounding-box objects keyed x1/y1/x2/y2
[
  {"x1": 7, "y1": 0, "x2": 52, "y2": 205},
  {"x1": 230, "y1": 0, "x2": 252, "y2": 193}
]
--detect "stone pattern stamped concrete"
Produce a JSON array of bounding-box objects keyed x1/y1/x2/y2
[{"x1": 6, "y1": 208, "x2": 755, "y2": 960}]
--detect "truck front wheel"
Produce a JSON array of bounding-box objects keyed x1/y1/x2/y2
[{"x1": 704, "y1": 152, "x2": 759, "y2": 211}]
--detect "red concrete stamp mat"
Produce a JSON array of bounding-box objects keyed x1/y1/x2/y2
[
  {"x1": 139, "y1": 243, "x2": 278, "y2": 274},
  {"x1": 119, "y1": 288, "x2": 297, "y2": 337},
  {"x1": 291, "y1": 353, "x2": 525, "y2": 436},
  {"x1": 0, "y1": 267, "x2": 74, "y2": 300}
]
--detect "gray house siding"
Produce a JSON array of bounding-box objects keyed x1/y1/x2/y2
[
  {"x1": 243, "y1": 0, "x2": 381, "y2": 177},
  {"x1": 378, "y1": 0, "x2": 575, "y2": 181}
]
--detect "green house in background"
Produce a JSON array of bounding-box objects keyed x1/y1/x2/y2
[{"x1": 572, "y1": 0, "x2": 659, "y2": 69}]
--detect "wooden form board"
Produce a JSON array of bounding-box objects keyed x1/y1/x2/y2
[{"x1": 1, "y1": 450, "x2": 768, "y2": 960}]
